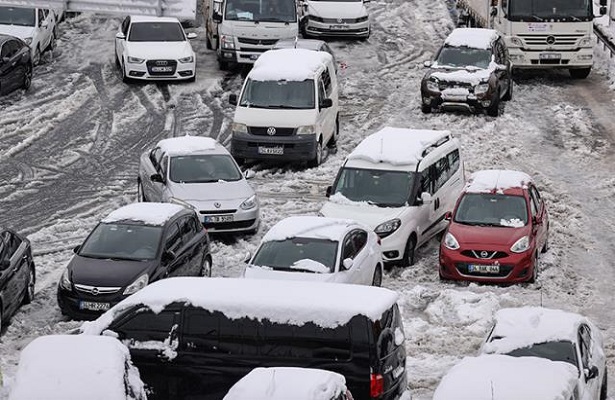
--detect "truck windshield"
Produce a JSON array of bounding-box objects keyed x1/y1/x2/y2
[
  {"x1": 332, "y1": 167, "x2": 416, "y2": 208},
  {"x1": 508, "y1": 0, "x2": 592, "y2": 21},
  {"x1": 240, "y1": 79, "x2": 315, "y2": 109},
  {"x1": 225, "y1": 0, "x2": 297, "y2": 23},
  {"x1": 0, "y1": 6, "x2": 35, "y2": 27}
]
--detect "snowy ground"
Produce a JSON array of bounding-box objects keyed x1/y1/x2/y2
[{"x1": 1, "y1": 0, "x2": 615, "y2": 398}]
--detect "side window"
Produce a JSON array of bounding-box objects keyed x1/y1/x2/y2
[
  {"x1": 112, "y1": 308, "x2": 178, "y2": 342},
  {"x1": 434, "y1": 156, "x2": 450, "y2": 192},
  {"x1": 529, "y1": 187, "x2": 539, "y2": 217},
  {"x1": 164, "y1": 222, "x2": 183, "y2": 253},
  {"x1": 160, "y1": 155, "x2": 169, "y2": 178},
  {"x1": 322, "y1": 68, "x2": 332, "y2": 96},
  {"x1": 352, "y1": 230, "x2": 368, "y2": 254},
  {"x1": 341, "y1": 235, "x2": 356, "y2": 260},
  {"x1": 121, "y1": 16, "x2": 130, "y2": 35},
  {"x1": 0, "y1": 232, "x2": 9, "y2": 263},
  {"x1": 578, "y1": 325, "x2": 591, "y2": 368},
  {"x1": 318, "y1": 78, "x2": 327, "y2": 104},
  {"x1": 8, "y1": 41, "x2": 21, "y2": 57},
  {"x1": 179, "y1": 215, "x2": 199, "y2": 243},
  {"x1": 37, "y1": 9, "x2": 45, "y2": 26},
  {"x1": 420, "y1": 167, "x2": 434, "y2": 195},
  {"x1": 0, "y1": 44, "x2": 8, "y2": 59},
  {"x1": 529, "y1": 186, "x2": 542, "y2": 210},
  {"x1": 447, "y1": 149, "x2": 460, "y2": 177},
  {"x1": 150, "y1": 148, "x2": 162, "y2": 169}
]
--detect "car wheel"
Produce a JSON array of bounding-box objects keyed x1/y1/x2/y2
[
  {"x1": 486, "y1": 91, "x2": 500, "y2": 117},
  {"x1": 308, "y1": 140, "x2": 323, "y2": 168},
  {"x1": 115, "y1": 53, "x2": 121, "y2": 68},
  {"x1": 22, "y1": 63, "x2": 32, "y2": 90},
  {"x1": 200, "y1": 255, "x2": 212, "y2": 277},
  {"x1": 328, "y1": 116, "x2": 339, "y2": 149},
  {"x1": 47, "y1": 31, "x2": 56, "y2": 52},
  {"x1": 528, "y1": 253, "x2": 538, "y2": 283},
  {"x1": 569, "y1": 67, "x2": 591, "y2": 79},
  {"x1": 600, "y1": 367, "x2": 607, "y2": 400},
  {"x1": 0, "y1": 305, "x2": 3, "y2": 333},
  {"x1": 502, "y1": 79, "x2": 513, "y2": 101},
  {"x1": 33, "y1": 46, "x2": 41, "y2": 66},
  {"x1": 421, "y1": 104, "x2": 432, "y2": 114},
  {"x1": 22, "y1": 266, "x2": 35, "y2": 305},
  {"x1": 121, "y1": 62, "x2": 130, "y2": 83},
  {"x1": 402, "y1": 236, "x2": 416, "y2": 267},
  {"x1": 137, "y1": 180, "x2": 146, "y2": 202},
  {"x1": 206, "y1": 27, "x2": 212, "y2": 50},
  {"x1": 371, "y1": 266, "x2": 382, "y2": 287}
]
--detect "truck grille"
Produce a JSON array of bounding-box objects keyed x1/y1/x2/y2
[
  {"x1": 249, "y1": 126, "x2": 296, "y2": 136},
  {"x1": 238, "y1": 37, "x2": 279, "y2": 46},
  {"x1": 518, "y1": 34, "x2": 583, "y2": 46}
]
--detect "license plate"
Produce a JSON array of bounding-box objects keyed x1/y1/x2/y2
[
  {"x1": 79, "y1": 301, "x2": 111, "y2": 311},
  {"x1": 204, "y1": 215, "x2": 234, "y2": 223},
  {"x1": 468, "y1": 264, "x2": 500, "y2": 274},
  {"x1": 258, "y1": 146, "x2": 284, "y2": 155},
  {"x1": 151, "y1": 66, "x2": 173, "y2": 72},
  {"x1": 329, "y1": 24, "x2": 349, "y2": 30},
  {"x1": 539, "y1": 53, "x2": 561, "y2": 60}
]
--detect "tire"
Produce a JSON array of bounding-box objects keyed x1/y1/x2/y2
[
  {"x1": 328, "y1": 117, "x2": 339, "y2": 149},
  {"x1": 206, "y1": 27, "x2": 212, "y2": 50},
  {"x1": 421, "y1": 103, "x2": 432, "y2": 114},
  {"x1": 486, "y1": 92, "x2": 500, "y2": 117},
  {"x1": 46, "y1": 31, "x2": 56, "y2": 52},
  {"x1": 0, "y1": 305, "x2": 3, "y2": 333},
  {"x1": 22, "y1": 266, "x2": 35, "y2": 305},
  {"x1": 137, "y1": 180, "x2": 146, "y2": 202},
  {"x1": 527, "y1": 253, "x2": 538, "y2": 283},
  {"x1": 200, "y1": 256, "x2": 212, "y2": 277},
  {"x1": 600, "y1": 367, "x2": 607, "y2": 400},
  {"x1": 308, "y1": 140, "x2": 323, "y2": 168},
  {"x1": 502, "y1": 79, "x2": 513, "y2": 101},
  {"x1": 569, "y1": 67, "x2": 591, "y2": 79},
  {"x1": 115, "y1": 53, "x2": 120, "y2": 68},
  {"x1": 402, "y1": 236, "x2": 417, "y2": 267},
  {"x1": 22, "y1": 63, "x2": 32, "y2": 90},
  {"x1": 33, "y1": 46, "x2": 41, "y2": 66},
  {"x1": 541, "y1": 229, "x2": 549, "y2": 254},
  {"x1": 218, "y1": 59, "x2": 230, "y2": 71},
  {"x1": 121, "y1": 62, "x2": 130, "y2": 83},
  {"x1": 371, "y1": 266, "x2": 382, "y2": 287}
]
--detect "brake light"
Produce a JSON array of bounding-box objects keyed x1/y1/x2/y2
[{"x1": 370, "y1": 373, "x2": 384, "y2": 398}]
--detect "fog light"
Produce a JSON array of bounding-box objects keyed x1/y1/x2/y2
[
  {"x1": 510, "y1": 54, "x2": 523, "y2": 61},
  {"x1": 422, "y1": 97, "x2": 431, "y2": 104},
  {"x1": 224, "y1": 53, "x2": 233, "y2": 58},
  {"x1": 481, "y1": 100, "x2": 491, "y2": 107},
  {"x1": 383, "y1": 251, "x2": 399, "y2": 259}
]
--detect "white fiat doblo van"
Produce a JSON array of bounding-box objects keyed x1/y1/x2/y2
[
  {"x1": 229, "y1": 48, "x2": 339, "y2": 167},
  {"x1": 320, "y1": 127, "x2": 464, "y2": 267}
]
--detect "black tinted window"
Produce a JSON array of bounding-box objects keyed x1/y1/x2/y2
[
  {"x1": 113, "y1": 308, "x2": 178, "y2": 342},
  {"x1": 164, "y1": 222, "x2": 182, "y2": 253}
]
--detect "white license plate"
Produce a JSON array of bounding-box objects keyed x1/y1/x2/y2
[
  {"x1": 539, "y1": 53, "x2": 561, "y2": 60},
  {"x1": 151, "y1": 66, "x2": 173, "y2": 72},
  {"x1": 468, "y1": 264, "x2": 500, "y2": 274},
  {"x1": 329, "y1": 24, "x2": 350, "y2": 30},
  {"x1": 80, "y1": 301, "x2": 111, "y2": 311},
  {"x1": 204, "y1": 215, "x2": 234, "y2": 223},
  {"x1": 258, "y1": 146, "x2": 284, "y2": 155}
]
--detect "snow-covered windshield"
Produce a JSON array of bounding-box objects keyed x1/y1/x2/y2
[
  {"x1": 435, "y1": 46, "x2": 492, "y2": 69},
  {"x1": 128, "y1": 22, "x2": 185, "y2": 42},
  {"x1": 333, "y1": 167, "x2": 415, "y2": 207},
  {"x1": 79, "y1": 223, "x2": 162, "y2": 260},
  {"x1": 240, "y1": 79, "x2": 315, "y2": 109},
  {"x1": 508, "y1": 0, "x2": 592, "y2": 21},
  {"x1": 504, "y1": 340, "x2": 579, "y2": 370},
  {"x1": 251, "y1": 237, "x2": 338, "y2": 273},
  {"x1": 169, "y1": 154, "x2": 242, "y2": 183},
  {"x1": 224, "y1": 0, "x2": 297, "y2": 22},
  {"x1": 454, "y1": 193, "x2": 528, "y2": 227},
  {"x1": 0, "y1": 6, "x2": 35, "y2": 27}
]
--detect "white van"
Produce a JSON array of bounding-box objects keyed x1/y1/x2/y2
[
  {"x1": 320, "y1": 127, "x2": 464, "y2": 267},
  {"x1": 229, "y1": 48, "x2": 339, "y2": 167}
]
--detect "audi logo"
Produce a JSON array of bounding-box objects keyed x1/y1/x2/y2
[
  {"x1": 155, "y1": 60, "x2": 168, "y2": 66},
  {"x1": 546, "y1": 36, "x2": 556, "y2": 45},
  {"x1": 267, "y1": 127, "x2": 276, "y2": 136}
]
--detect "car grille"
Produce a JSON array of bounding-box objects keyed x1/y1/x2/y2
[
  {"x1": 460, "y1": 250, "x2": 508, "y2": 259},
  {"x1": 146, "y1": 59, "x2": 178, "y2": 76},
  {"x1": 309, "y1": 16, "x2": 368, "y2": 23},
  {"x1": 238, "y1": 37, "x2": 279, "y2": 46},
  {"x1": 74, "y1": 284, "x2": 122, "y2": 295},
  {"x1": 249, "y1": 126, "x2": 296, "y2": 136},
  {"x1": 199, "y1": 209, "x2": 237, "y2": 215},
  {"x1": 518, "y1": 34, "x2": 583, "y2": 47},
  {"x1": 455, "y1": 263, "x2": 513, "y2": 278},
  {"x1": 203, "y1": 219, "x2": 257, "y2": 230}
]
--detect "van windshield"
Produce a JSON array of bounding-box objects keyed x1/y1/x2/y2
[
  {"x1": 508, "y1": 0, "x2": 592, "y2": 21},
  {"x1": 454, "y1": 193, "x2": 528, "y2": 227},
  {"x1": 0, "y1": 6, "x2": 35, "y2": 27},
  {"x1": 225, "y1": 0, "x2": 297, "y2": 23},
  {"x1": 332, "y1": 167, "x2": 416, "y2": 207},
  {"x1": 240, "y1": 79, "x2": 315, "y2": 109}
]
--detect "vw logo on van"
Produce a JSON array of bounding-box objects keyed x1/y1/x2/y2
[
  {"x1": 546, "y1": 36, "x2": 556, "y2": 45},
  {"x1": 267, "y1": 127, "x2": 276, "y2": 136}
]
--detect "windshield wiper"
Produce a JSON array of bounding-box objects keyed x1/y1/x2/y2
[
  {"x1": 531, "y1": 14, "x2": 544, "y2": 21},
  {"x1": 264, "y1": 104, "x2": 304, "y2": 109}
]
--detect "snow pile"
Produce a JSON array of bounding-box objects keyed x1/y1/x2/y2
[
  {"x1": 290, "y1": 259, "x2": 330, "y2": 273},
  {"x1": 102, "y1": 202, "x2": 185, "y2": 226},
  {"x1": 465, "y1": 170, "x2": 531, "y2": 194},
  {"x1": 444, "y1": 28, "x2": 499, "y2": 50},
  {"x1": 249, "y1": 49, "x2": 333, "y2": 81},
  {"x1": 499, "y1": 218, "x2": 525, "y2": 228},
  {"x1": 262, "y1": 215, "x2": 355, "y2": 242},
  {"x1": 430, "y1": 66, "x2": 493, "y2": 86},
  {"x1": 157, "y1": 135, "x2": 218, "y2": 155}
]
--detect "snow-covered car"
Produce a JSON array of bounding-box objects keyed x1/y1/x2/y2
[
  {"x1": 9, "y1": 335, "x2": 146, "y2": 400},
  {"x1": 420, "y1": 28, "x2": 512, "y2": 117},
  {"x1": 301, "y1": 0, "x2": 370, "y2": 39},
  {"x1": 138, "y1": 135, "x2": 260, "y2": 235},
  {"x1": 0, "y1": 6, "x2": 56, "y2": 65},
  {"x1": 0, "y1": 34, "x2": 33, "y2": 95},
  {"x1": 223, "y1": 367, "x2": 355, "y2": 400},
  {"x1": 114, "y1": 15, "x2": 197, "y2": 82},
  {"x1": 433, "y1": 354, "x2": 579, "y2": 400},
  {"x1": 480, "y1": 307, "x2": 607, "y2": 400},
  {"x1": 243, "y1": 216, "x2": 383, "y2": 286},
  {"x1": 272, "y1": 37, "x2": 338, "y2": 70}
]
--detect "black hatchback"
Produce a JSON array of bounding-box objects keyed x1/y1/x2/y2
[
  {"x1": 57, "y1": 203, "x2": 212, "y2": 320},
  {"x1": 0, "y1": 34, "x2": 32, "y2": 95}
]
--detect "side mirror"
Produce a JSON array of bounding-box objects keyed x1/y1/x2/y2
[
  {"x1": 229, "y1": 93, "x2": 238, "y2": 106},
  {"x1": 115, "y1": 31, "x2": 126, "y2": 40},
  {"x1": 212, "y1": 11, "x2": 223, "y2": 23},
  {"x1": 325, "y1": 186, "x2": 332, "y2": 197},
  {"x1": 423, "y1": 60, "x2": 433, "y2": 68},
  {"x1": 186, "y1": 32, "x2": 197, "y2": 40},
  {"x1": 341, "y1": 258, "x2": 353, "y2": 270},
  {"x1": 444, "y1": 211, "x2": 452, "y2": 221},
  {"x1": 73, "y1": 245, "x2": 81, "y2": 254},
  {"x1": 490, "y1": 7, "x2": 497, "y2": 16},
  {"x1": 150, "y1": 173, "x2": 164, "y2": 183},
  {"x1": 600, "y1": 6, "x2": 607, "y2": 15},
  {"x1": 41, "y1": 20, "x2": 49, "y2": 28},
  {"x1": 162, "y1": 250, "x2": 176, "y2": 263},
  {"x1": 420, "y1": 192, "x2": 433, "y2": 204},
  {"x1": 585, "y1": 366, "x2": 599, "y2": 381},
  {"x1": 319, "y1": 98, "x2": 333, "y2": 109},
  {"x1": 243, "y1": 252, "x2": 252, "y2": 263},
  {"x1": 102, "y1": 329, "x2": 119, "y2": 338},
  {"x1": 1, "y1": 56, "x2": 9, "y2": 64},
  {"x1": 532, "y1": 215, "x2": 542, "y2": 225},
  {"x1": 243, "y1": 169, "x2": 255, "y2": 179}
]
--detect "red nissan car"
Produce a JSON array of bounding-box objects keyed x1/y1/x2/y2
[{"x1": 439, "y1": 170, "x2": 549, "y2": 284}]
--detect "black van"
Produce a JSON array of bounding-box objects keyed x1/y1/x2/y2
[{"x1": 81, "y1": 277, "x2": 409, "y2": 400}]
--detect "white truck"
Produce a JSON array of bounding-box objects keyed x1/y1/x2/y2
[
  {"x1": 203, "y1": 0, "x2": 299, "y2": 70},
  {"x1": 456, "y1": 0, "x2": 607, "y2": 78}
]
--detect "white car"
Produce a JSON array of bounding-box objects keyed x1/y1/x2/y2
[
  {"x1": 115, "y1": 15, "x2": 197, "y2": 82},
  {"x1": 243, "y1": 215, "x2": 383, "y2": 286},
  {"x1": 138, "y1": 135, "x2": 260, "y2": 234},
  {"x1": 0, "y1": 6, "x2": 56, "y2": 65},
  {"x1": 481, "y1": 307, "x2": 607, "y2": 400},
  {"x1": 301, "y1": 0, "x2": 370, "y2": 39}
]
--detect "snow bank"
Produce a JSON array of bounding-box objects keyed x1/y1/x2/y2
[
  {"x1": 249, "y1": 49, "x2": 332, "y2": 81},
  {"x1": 102, "y1": 202, "x2": 185, "y2": 226},
  {"x1": 465, "y1": 169, "x2": 532, "y2": 194},
  {"x1": 157, "y1": 135, "x2": 218, "y2": 155},
  {"x1": 444, "y1": 28, "x2": 499, "y2": 50}
]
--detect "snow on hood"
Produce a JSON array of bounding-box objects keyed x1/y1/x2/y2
[
  {"x1": 125, "y1": 40, "x2": 193, "y2": 60},
  {"x1": 249, "y1": 48, "x2": 332, "y2": 81},
  {"x1": 499, "y1": 218, "x2": 524, "y2": 228},
  {"x1": 223, "y1": 367, "x2": 347, "y2": 400},
  {"x1": 290, "y1": 259, "x2": 329, "y2": 273},
  {"x1": 157, "y1": 135, "x2": 217, "y2": 155},
  {"x1": 262, "y1": 215, "x2": 355, "y2": 242},
  {"x1": 430, "y1": 65, "x2": 493, "y2": 86},
  {"x1": 465, "y1": 169, "x2": 532, "y2": 194},
  {"x1": 444, "y1": 28, "x2": 499, "y2": 50},
  {"x1": 167, "y1": 179, "x2": 254, "y2": 203},
  {"x1": 102, "y1": 202, "x2": 184, "y2": 225},
  {"x1": 320, "y1": 195, "x2": 405, "y2": 229},
  {"x1": 433, "y1": 354, "x2": 578, "y2": 400},
  {"x1": 0, "y1": 24, "x2": 35, "y2": 40},
  {"x1": 80, "y1": 277, "x2": 399, "y2": 333},
  {"x1": 307, "y1": 1, "x2": 367, "y2": 19}
]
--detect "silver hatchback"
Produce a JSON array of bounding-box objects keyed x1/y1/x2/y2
[{"x1": 138, "y1": 135, "x2": 260, "y2": 234}]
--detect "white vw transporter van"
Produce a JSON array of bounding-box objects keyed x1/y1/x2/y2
[
  {"x1": 229, "y1": 48, "x2": 339, "y2": 167},
  {"x1": 320, "y1": 127, "x2": 464, "y2": 267}
]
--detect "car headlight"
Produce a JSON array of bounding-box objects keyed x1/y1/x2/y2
[
  {"x1": 178, "y1": 55, "x2": 194, "y2": 63},
  {"x1": 443, "y1": 232, "x2": 460, "y2": 250},
  {"x1": 232, "y1": 122, "x2": 248, "y2": 134},
  {"x1": 24, "y1": 37, "x2": 33, "y2": 46},
  {"x1": 474, "y1": 83, "x2": 490, "y2": 95},
  {"x1": 59, "y1": 269, "x2": 71, "y2": 290},
  {"x1": 127, "y1": 56, "x2": 145, "y2": 64},
  {"x1": 169, "y1": 197, "x2": 197, "y2": 210},
  {"x1": 426, "y1": 80, "x2": 440, "y2": 92},
  {"x1": 220, "y1": 35, "x2": 235, "y2": 50},
  {"x1": 297, "y1": 125, "x2": 316, "y2": 135},
  {"x1": 510, "y1": 236, "x2": 530, "y2": 253},
  {"x1": 123, "y1": 274, "x2": 149, "y2": 295},
  {"x1": 240, "y1": 194, "x2": 257, "y2": 210},
  {"x1": 579, "y1": 37, "x2": 592, "y2": 47},
  {"x1": 374, "y1": 219, "x2": 401, "y2": 238},
  {"x1": 510, "y1": 37, "x2": 523, "y2": 46}
]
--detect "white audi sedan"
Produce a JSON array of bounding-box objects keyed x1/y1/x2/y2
[
  {"x1": 114, "y1": 15, "x2": 196, "y2": 82},
  {"x1": 243, "y1": 215, "x2": 383, "y2": 286}
]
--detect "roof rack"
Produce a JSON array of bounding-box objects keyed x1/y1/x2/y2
[{"x1": 421, "y1": 135, "x2": 451, "y2": 157}]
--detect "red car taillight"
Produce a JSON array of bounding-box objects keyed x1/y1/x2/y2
[{"x1": 370, "y1": 373, "x2": 384, "y2": 398}]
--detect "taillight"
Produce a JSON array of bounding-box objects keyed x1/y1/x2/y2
[{"x1": 370, "y1": 373, "x2": 384, "y2": 398}]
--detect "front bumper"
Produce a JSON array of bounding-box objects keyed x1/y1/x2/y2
[
  {"x1": 305, "y1": 18, "x2": 369, "y2": 38},
  {"x1": 125, "y1": 58, "x2": 196, "y2": 81},
  {"x1": 421, "y1": 88, "x2": 494, "y2": 113},
  {"x1": 508, "y1": 47, "x2": 593, "y2": 69},
  {"x1": 57, "y1": 286, "x2": 125, "y2": 320},
  {"x1": 231, "y1": 131, "x2": 318, "y2": 162},
  {"x1": 378, "y1": 229, "x2": 411, "y2": 264},
  {"x1": 199, "y1": 207, "x2": 260, "y2": 234}
]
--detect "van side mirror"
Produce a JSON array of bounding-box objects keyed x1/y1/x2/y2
[
  {"x1": 420, "y1": 192, "x2": 433, "y2": 204},
  {"x1": 150, "y1": 173, "x2": 165, "y2": 184},
  {"x1": 243, "y1": 169, "x2": 255, "y2": 179},
  {"x1": 212, "y1": 11, "x2": 223, "y2": 23},
  {"x1": 444, "y1": 211, "x2": 452, "y2": 221},
  {"x1": 73, "y1": 245, "x2": 81, "y2": 254},
  {"x1": 490, "y1": 7, "x2": 497, "y2": 16},
  {"x1": 186, "y1": 32, "x2": 197, "y2": 40},
  {"x1": 532, "y1": 215, "x2": 542, "y2": 225},
  {"x1": 115, "y1": 31, "x2": 126, "y2": 40},
  {"x1": 585, "y1": 366, "x2": 599, "y2": 380},
  {"x1": 325, "y1": 186, "x2": 332, "y2": 197},
  {"x1": 341, "y1": 258, "x2": 353, "y2": 270},
  {"x1": 229, "y1": 93, "x2": 238, "y2": 106},
  {"x1": 319, "y1": 98, "x2": 333, "y2": 109}
]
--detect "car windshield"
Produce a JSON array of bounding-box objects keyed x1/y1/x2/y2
[
  {"x1": 455, "y1": 193, "x2": 528, "y2": 227},
  {"x1": 240, "y1": 79, "x2": 315, "y2": 109},
  {"x1": 251, "y1": 237, "x2": 338, "y2": 273},
  {"x1": 225, "y1": 0, "x2": 297, "y2": 23},
  {"x1": 0, "y1": 7, "x2": 35, "y2": 27},
  {"x1": 128, "y1": 22, "x2": 185, "y2": 42},
  {"x1": 169, "y1": 154, "x2": 242, "y2": 183},
  {"x1": 508, "y1": 0, "x2": 592, "y2": 21},
  {"x1": 79, "y1": 223, "x2": 163, "y2": 261},
  {"x1": 333, "y1": 167, "x2": 416, "y2": 207},
  {"x1": 504, "y1": 340, "x2": 579, "y2": 370},
  {"x1": 435, "y1": 46, "x2": 492, "y2": 69}
]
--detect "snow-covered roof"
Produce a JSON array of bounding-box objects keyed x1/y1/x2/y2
[
  {"x1": 465, "y1": 170, "x2": 532, "y2": 194},
  {"x1": 347, "y1": 127, "x2": 452, "y2": 167},
  {"x1": 249, "y1": 48, "x2": 332, "y2": 81},
  {"x1": 130, "y1": 15, "x2": 181, "y2": 23},
  {"x1": 273, "y1": 38, "x2": 327, "y2": 52},
  {"x1": 9, "y1": 335, "x2": 144, "y2": 400},
  {"x1": 156, "y1": 135, "x2": 220, "y2": 156},
  {"x1": 444, "y1": 28, "x2": 499, "y2": 49},
  {"x1": 101, "y1": 202, "x2": 185, "y2": 226},
  {"x1": 81, "y1": 277, "x2": 399, "y2": 333},
  {"x1": 433, "y1": 354, "x2": 578, "y2": 400},
  {"x1": 262, "y1": 215, "x2": 358, "y2": 242},
  {"x1": 482, "y1": 307, "x2": 589, "y2": 355},
  {"x1": 223, "y1": 367, "x2": 347, "y2": 400}
]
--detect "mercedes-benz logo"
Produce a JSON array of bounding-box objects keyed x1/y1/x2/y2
[
  {"x1": 91, "y1": 287, "x2": 99, "y2": 295},
  {"x1": 480, "y1": 251, "x2": 489, "y2": 258},
  {"x1": 214, "y1": 202, "x2": 221, "y2": 208},
  {"x1": 267, "y1": 126, "x2": 276, "y2": 136},
  {"x1": 546, "y1": 36, "x2": 556, "y2": 45},
  {"x1": 337, "y1": 18, "x2": 343, "y2": 23}
]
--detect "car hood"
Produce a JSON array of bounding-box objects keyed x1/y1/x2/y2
[
  {"x1": 168, "y1": 180, "x2": 255, "y2": 206},
  {"x1": 125, "y1": 41, "x2": 193, "y2": 59},
  {"x1": 320, "y1": 200, "x2": 404, "y2": 229},
  {"x1": 234, "y1": 106, "x2": 317, "y2": 127},
  {"x1": 68, "y1": 255, "x2": 156, "y2": 287},
  {"x1": 448, "y1": 222, "x2": 530, "y2": 247},
  {"x1": 244, "y1": 265, "x2": 344, "y2": 283},
  {"x1": 307, "y1": 1, "x2": 367, "y2": 18},
  {"x1": 426, "y1": 65, "x2": 493, "y2": 86},
  {"x1": 0, "y1": 24, "x2": 35, "y2": 40},
  {"x1": 219, "y1": 21, "x2": 297, "y2": 39}
]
